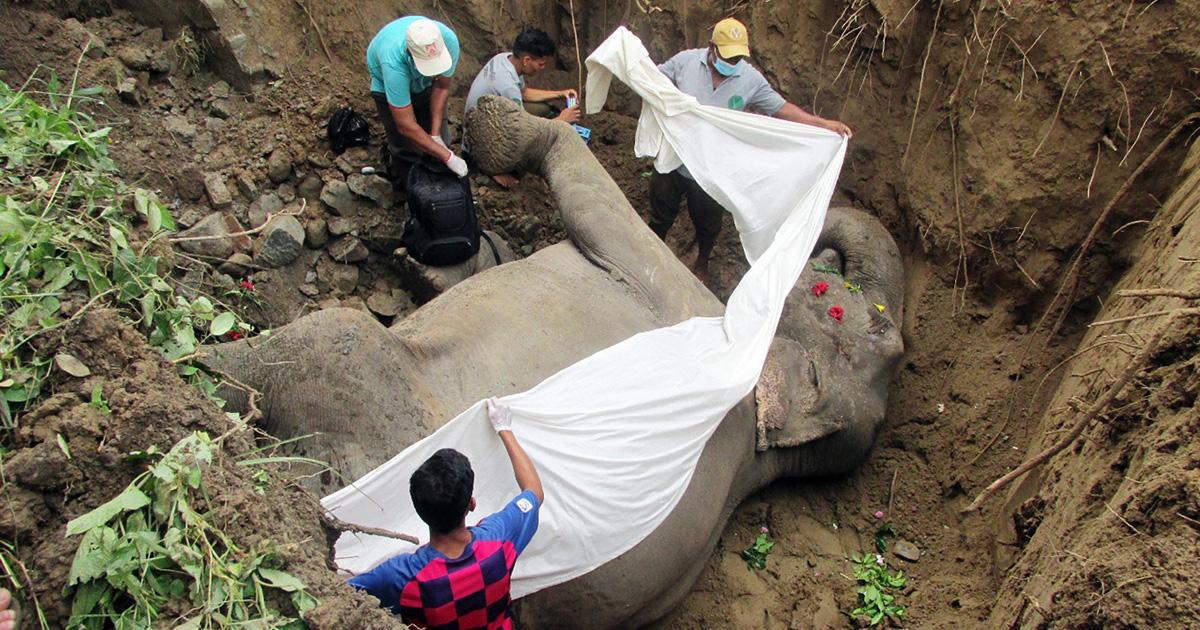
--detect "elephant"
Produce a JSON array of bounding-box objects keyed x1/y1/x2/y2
[{"x1": 206, "y1": 95, "x2": 904, "y2": 629}]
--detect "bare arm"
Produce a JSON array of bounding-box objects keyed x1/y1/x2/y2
[
  {"x1": 521, "y1": 87, "x2": 576, "y2": 103},
  {"x1": 774, "y1": 102, "x2": 853, "y2": 137},
  {"x1": 499, "y1": 430, "x2": 544, "y2": 504},
  {"x1": 428, "y1": 75, "x2": 451, "y2": 139},
  {"x1": 390, "y1": 102, "x2": 452, "y2": 160}
]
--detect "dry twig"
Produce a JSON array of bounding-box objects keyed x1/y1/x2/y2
[
  {"x1": 169, "y1": 200, "x2": 305, "y2": 244},
  {"x1": 295, "y1": 0, "x2": 333, "y2": 62},
  {"x1": 322, "y1": 511, "x2": 420, "y2": 544}
]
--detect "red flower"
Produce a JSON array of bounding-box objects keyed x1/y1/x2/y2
[
  {"x1": 811, "y1": 281, "x2": 829, "y2": 297},
  {"x1": 228, "y1": 331, "x2": 243, "y2": 340},
  {"x1": 828, "y1": 305, "x2": 844, "y2": 323},
  {"x1": 241, "y1": 280, "x2": 255, "y2": 291}
]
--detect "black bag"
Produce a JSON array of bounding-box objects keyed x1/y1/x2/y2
[
  {"x1": 327, "y1": 104, "x2": 370, "y2": 154},
  {"x1": 402, "y1": 158, "x2": 486, "y2": 267}
]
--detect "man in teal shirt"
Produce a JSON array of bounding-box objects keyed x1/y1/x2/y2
[{"x1": 367, "y1": 16, "x2": 468, "y2": 194}]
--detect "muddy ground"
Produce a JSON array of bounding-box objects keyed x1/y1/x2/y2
[{"x1": 1, "y1": 0, "x2": 1198, "y2": 628}]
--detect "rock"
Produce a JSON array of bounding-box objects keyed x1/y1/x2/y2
[
  {"x1": 204, "y1": 116, "x2": 226, "y2": 132},
  {"x1": 63, "y1": 19, "x2": 107, "y2": 59},
  {"x1": 203, "y1": 173, "x2": 233, "y2": 211},
  {"x1": 304, "y1": 218, "x2": 329, "y2": 249},
  {"x1": 247, "y1": 193, "x2": 283, "y2": 227},
  {"x1": 342, "y1": 146, "x2": 373, "y2": 167},
  {"x1": 347, "y1": 173, "x2": 394, "y2": 209},
  {"x1": 304, "y1": 271, "x2": 318, "y2": 284},
  {"x1": 176, "y1": 212, "x2": 233, "y2": 259},
  {"x1": 217, "y1": 252, "x2": 253, "y2": 277},
  {"x1": 267, "y1": 148, "x2": 293, "y2": 184},
  {"x1": 235, "y1": 172, "x2": 258, "y2": 200},
  {"x1": 277, "y1": 182, "x2": 297, "y2": 203},
  {"x1": 253, "y1": 215, "x2": 304, "y2": 268},
  {"x1": 328, "y1": 236, "x2": 369, "y2": 263},
  {"x1": 193, "y1": 133, "x2": 215, "y2": 155},
  {"x1": 319, "y1": 179, "x2": 368, "y2": 215},
  {"x1": 317, "y1": 297, "x2": 340, "y2": 310},
  {"x1": 116, "y1": 44, "x2": 154, "y2": 71},
  {"x1": 317, "y1": 259, "x2": 359, "y2": 296},
  {"x1": 116, "y1": 77, "x2": 140, "y2": 105},
  {"x1": 180, "y1": 168, "x2": 206, "y2": 201},
  {"x1": 299, "y1": 283, "x2": 319, "y2": 297},
  {"x1": 341, "y1": 296, "x2": 369, "y2": 313},
  {"x1": 298, "y1": 174, "x2": 324, "y2": 200},
  {"x1": 308, "y1": 154, "x2": 333, "y2": 169},
  {"x1": 327, "y1": 216, "x2": 357, "y2": 236},
  {"x1": 893, "y1": 540, "x2": 921, "y2": 562},
  {"x1": 366, "y1": 290, "x2": 410, "y2": 318},
  {"x1": 208, "y1": 80, "x2": 231, "y2": 99},
  {"x1": 175, "y1": 205, "x2": 206, "y2": 229},
  {"x1": 209, "y1": 97, "x2": 239, "y2": 119},
  {"x1": 164, "y1": 115, "x2": 198, "y2": 140},
  {"x1": 508, "y1": 215, "x2": 542, "y2": 242}
]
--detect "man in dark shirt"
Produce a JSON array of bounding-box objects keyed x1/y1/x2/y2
[{"x1": 349, "y1": 399, "x2": 543, "y2": 629}]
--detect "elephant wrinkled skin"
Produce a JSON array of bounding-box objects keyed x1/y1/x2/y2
[{"x1": 207, "y1": 96, "x2": 904, "y2": 629}]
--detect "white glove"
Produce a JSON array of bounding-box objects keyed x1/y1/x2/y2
[
  {"x1": 444, "y1": 151, "x2": 469, "y2": 178},
  {"x1": 487, "y1": 397, "x2": 513, "y2": 433},
  {"x1": 431, "y1": 135, "x2": 448, "y2": 150}
]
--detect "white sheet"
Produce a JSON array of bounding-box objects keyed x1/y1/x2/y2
[{"x1": 322, "y1": 27, "x2": 846, "y2": 599}]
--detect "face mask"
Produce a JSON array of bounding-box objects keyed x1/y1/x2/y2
[{"x1": 711, "y1": 52, "x2": 742, "y2": 77}]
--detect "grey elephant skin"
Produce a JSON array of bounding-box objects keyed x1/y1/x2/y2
[{"x1": 207, "y1": 96, "x2": 905, "y2": 629}]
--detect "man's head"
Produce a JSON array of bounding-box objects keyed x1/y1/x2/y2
[
  {"x1": 711, "y1": 18, "x2": 750, "y2": 58},
  {"x1": 407, "y1": 19, "x2": 453, "y2": 77},
  {"x1": 410, "y1": 448, "x2": 475, "y2": 534},
  {"x1": 511, "y1": 27, "x2": 556, "y2": 76}
]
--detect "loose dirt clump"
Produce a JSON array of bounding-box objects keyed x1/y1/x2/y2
[{"x1": 2, "y1": 1, "x2": 1199, "y2": 629}]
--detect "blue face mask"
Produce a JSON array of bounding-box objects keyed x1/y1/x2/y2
[{"x1": 711, "y1": 53, "x2": 742, "y2": 77}]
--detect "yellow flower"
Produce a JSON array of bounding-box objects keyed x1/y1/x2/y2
[{"x1": 874, "y1": 303, "x2": 886, "y2": 312}]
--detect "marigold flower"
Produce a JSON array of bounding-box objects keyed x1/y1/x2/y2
[
  {"x1": 811, "y1": 281, "x2": 829, "y2": 297},
  {"x1": 241, "y1": 280, "x2": 255, "y2": 291},
  {"x1": 828, "y1": 305, "x2": 844, "y2": 323}
]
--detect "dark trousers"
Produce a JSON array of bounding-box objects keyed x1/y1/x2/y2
[
  {"x1": 372, "y1": 89, "x2": 451, "y2": 190},
  {"x1": 647, "y1": 169, "x2": 724, "y2": 246}
]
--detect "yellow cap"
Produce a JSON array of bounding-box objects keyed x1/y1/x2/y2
[{"x1": 712, "y1": 18, "x2": 750, "y2": 59}]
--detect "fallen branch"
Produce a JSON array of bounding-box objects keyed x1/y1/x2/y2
[
  {"x1": 169, "y1": 200, "x2": 305, "y2": 244},
  {"x1": 295, "y1": 0, "x2": 333, "y2": 62},
  {"x1": 1118, "y1": 288, "x2": 1200, "y2": 300},
  {"x1": 1089, "y1": 307, "x2": 1200, "y2": 328},
  {"x1": 964, "y1": 310, "x2": 1198, "y2": 512},
  {"x1": 322, "y1": 511, "x2": 419, "y2": 544}
]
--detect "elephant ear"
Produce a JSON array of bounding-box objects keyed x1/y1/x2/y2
[{"x1": 754, "y1": 337, "x2": 842, "y2": 452}]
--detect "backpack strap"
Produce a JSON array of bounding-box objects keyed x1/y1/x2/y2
[{"x1": 480, "y1": 231, "x2": 502, "y2": 266}]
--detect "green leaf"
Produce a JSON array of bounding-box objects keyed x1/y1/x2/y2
[
  {"x1": 108, "y1": 225, "x2": 128, "y2": 250},
  {"x1": 257, "y1": 568, "x2": 305, "y2": 592},
  {"x1": 210, "y1": 312, "x2": 236, "y2": 336},
  {"x1": 67, "y1": 484, "x2": 152, "y2": 536}
]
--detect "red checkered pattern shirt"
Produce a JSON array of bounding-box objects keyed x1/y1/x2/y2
[{"x1": 349, "y1": 490, "x2": 541, "y2": 630}]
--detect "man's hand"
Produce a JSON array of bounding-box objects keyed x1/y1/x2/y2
[
  {"x1": 444, "y1": 151, "x2": 469, "y2": 178},
  {"x1": 825, "y1": 120, "x2": 853, "y2": 138},
  {"x1": 487, "y1": 397, "x2": 513, "y2": 433},
  {"x1": 555, "y1": 106, "x2": 581, "y2": 125},
  {"x1": 431, "y1": 135, "x2": 449, "y2": 150},
  {"x1": 560, "y1": 88, "x2": 578, "y2": 100}
]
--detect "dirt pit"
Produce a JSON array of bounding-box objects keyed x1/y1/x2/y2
[{"x1": 1, "y1": 1, "x2": 1198, "y2": 629}]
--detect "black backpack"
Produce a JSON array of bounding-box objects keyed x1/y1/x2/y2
[
  {"x1": 403, "y1": 158, "x2": 499, "y2": 267},
  {"x1": 327, "y1": 105, "x2": 370, "y2": 154}
]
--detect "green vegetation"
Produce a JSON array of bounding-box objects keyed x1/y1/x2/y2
[
  {"x1": 65, "y1": 432, "x2": 316, "y2": 629},
  {"x1": 847, "y1": 552, "x2": 907, "y2": 626},
  {"x1": 740, "y1": 528, "x2": 775, "y2": 571},
  {"x1": 810, "y1": 261, "x2": 842, "y2": 276},
  {"x1": 0, "y1": 69, "x2": 250, "y2": 438}
]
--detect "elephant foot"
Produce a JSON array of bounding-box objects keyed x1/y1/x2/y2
[{"x1": 392, "y1": 230, "x2": 516, "y2": 303}]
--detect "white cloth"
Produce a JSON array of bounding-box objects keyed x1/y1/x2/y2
[{"x1": 322, "y1": 26, "x2": 846, "y2": 599}]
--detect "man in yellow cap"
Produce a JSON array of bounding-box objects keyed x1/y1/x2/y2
[{"x1": 649, "y1": 17, "x2": 852, "y2": 284}]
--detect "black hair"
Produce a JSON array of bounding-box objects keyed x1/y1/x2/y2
[
  {"x1": 512, "y1": 27, "x2": 556, "y2": 60},
  {"x1": 410, "y1": 448, "x2": 475, "y2": 534}
]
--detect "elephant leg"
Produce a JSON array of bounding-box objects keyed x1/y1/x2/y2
[{"x1": 203, "y1": 308, "x2": 439, "y2": 492}]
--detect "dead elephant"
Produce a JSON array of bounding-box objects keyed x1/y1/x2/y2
[{"x1": 208, "y1": 96, "x2": 904, "y2": 628}]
